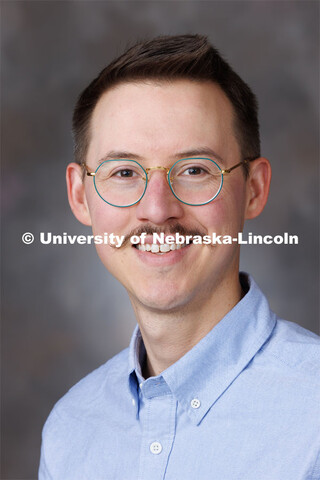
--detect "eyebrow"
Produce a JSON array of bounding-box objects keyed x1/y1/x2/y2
[{"x1": 97, "y1": 147, "x2": 225, "y2": 166}]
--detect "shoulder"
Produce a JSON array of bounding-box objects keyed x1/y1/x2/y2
[
  {"x1": 261, "y1": 318, "x2": 320, "y2": 381},
  {"x1": 44, "y1": 347, "x2": 129, "y2": 425},
  {"x1": 39, "y1": 347, "x2": 133, "y2": 476}
]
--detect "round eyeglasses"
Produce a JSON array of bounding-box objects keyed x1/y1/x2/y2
[{"x1": 82, "y1": 157, "x2": 254, "y2": 207}]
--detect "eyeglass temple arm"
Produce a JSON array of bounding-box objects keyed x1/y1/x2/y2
[
  {"x1": 81, "y1": 163, "x2": 95, "y2": 176},
  {"x1": 221, "y1": 158, "x2": 256, "y2": 174}
]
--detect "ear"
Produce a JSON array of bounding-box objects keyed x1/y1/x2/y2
[
  {"x1": 66, "y1": 163, "x2": 92, "y2": 226},
  {"x1": 245, "y1": 157, "x2": 272, "y2": 220}
]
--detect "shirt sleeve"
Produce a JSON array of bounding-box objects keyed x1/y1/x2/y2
[
  {"x1": 38, "y1": 408, "x2": 58, "y2": 480},
  {"x1": 38, "y1": 439, "x2": 53, "y2": 480},
  {"x1": 311, "y1": 448, "x2": 320, "y2": 480}
]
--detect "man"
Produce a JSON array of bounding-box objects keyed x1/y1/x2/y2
[{"x1": 39, "y1": 35, "x2": 320, "y2": 479}]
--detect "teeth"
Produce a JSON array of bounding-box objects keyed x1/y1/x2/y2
[
  {"x1": 160, "y1": 244, "x2": 170, "y2": 253},
  {"x1": 136, "y1": 242, "x2": 187, "y2": 254}
]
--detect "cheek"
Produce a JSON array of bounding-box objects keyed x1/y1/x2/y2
[
  {"x1": 196, "y1": 185, "x2": 247, "y2": 233},
  {"x1": 85, "y1": 189, "x2": 134, "y2": 272},
  {"x1": 91, "y1": 206, "x2": 130, "y2": 236},
  {"x1": 88, "y1": 202, "x2": 133, "y2": 275},
  {"x1": 86, "y1": 184, "x2": 133, "y2": 236}
]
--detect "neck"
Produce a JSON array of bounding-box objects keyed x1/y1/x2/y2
[{"x1": 130, "y1": 273, "x2": 243, "y2": 378}]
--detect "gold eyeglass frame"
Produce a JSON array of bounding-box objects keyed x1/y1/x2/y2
[{"x1": 81, "y1": 157, "x2": 256, "y2": 207}]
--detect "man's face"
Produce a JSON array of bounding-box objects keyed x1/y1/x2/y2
[{"x1": 80, "y1": 80, "x2": 251, "y2": 311}]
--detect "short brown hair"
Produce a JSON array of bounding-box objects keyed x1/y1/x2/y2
[{"x1": 72, "y1": 34, "x2": 260, "y2": 175}]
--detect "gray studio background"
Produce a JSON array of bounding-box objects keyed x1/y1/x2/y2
[{"x1": 1, "y1": 1, "x2": 319, "y2": 478}]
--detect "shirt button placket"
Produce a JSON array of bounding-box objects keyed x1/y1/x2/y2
[{"x1": 137, "y1": 380, "x2": 176, "y2": 480}]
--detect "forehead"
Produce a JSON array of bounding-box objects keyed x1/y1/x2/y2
[{"x1": 87, "y1": 80, "x2": 240, "y2": 164}]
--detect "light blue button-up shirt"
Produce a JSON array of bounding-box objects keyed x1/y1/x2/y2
[{"x1": 39, "y1": 274, "x2": 320, "y2": 480}]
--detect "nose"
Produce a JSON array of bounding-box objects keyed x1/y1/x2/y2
[{"x1": 135, "y1": 170, "x2": 184, "y2": 225}]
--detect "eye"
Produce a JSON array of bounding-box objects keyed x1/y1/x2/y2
[
  {"x1": 179, "y1": 165, "x2": 209, "y2": 176},
  {"x1": 96, "y1": 161, "x2": 144, "y2": 183},
  {"x1": 113, "y1": 169, "x2": 136, "y2": 178},
  {"x1": 183, "y1": 166, "x2": 205, "y2": 175},
  {"x1": 109, "y1": 167, "x2": 142, "y2": 179}
]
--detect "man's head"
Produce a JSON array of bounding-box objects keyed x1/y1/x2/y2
[
  {"x1": 67, "y1": 35, "x2": 271, "y2": 315},
  {"x1": 72, "y1": 34, "x2": 260, "y2": 178}
]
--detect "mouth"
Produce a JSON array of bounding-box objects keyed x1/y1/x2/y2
[{"x1": 131, "y1": 234, "x2": 194, "y2": 266}]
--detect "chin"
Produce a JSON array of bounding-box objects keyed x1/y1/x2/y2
[{"x1": 129, "y1": 282, "x2": 191, "y2": 313}]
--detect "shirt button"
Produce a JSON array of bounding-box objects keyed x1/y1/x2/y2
[
  {"x1": 150, "y1": 441, "x2": 162, "y2": 455},
  {"x1": 190, "y1": 398, "x2": 201, "y2": 409},
  {"x1": 132, "y1": 398, "x2": 136, "y2": 406}
]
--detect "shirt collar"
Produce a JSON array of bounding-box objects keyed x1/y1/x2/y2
[{"x1": 128, "y1": 273, "x2": 276, "y2": 425}]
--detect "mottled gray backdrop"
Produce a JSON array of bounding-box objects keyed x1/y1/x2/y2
[{"x1": 1, "y1": 1, "x2": 319, "y2": 478}]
